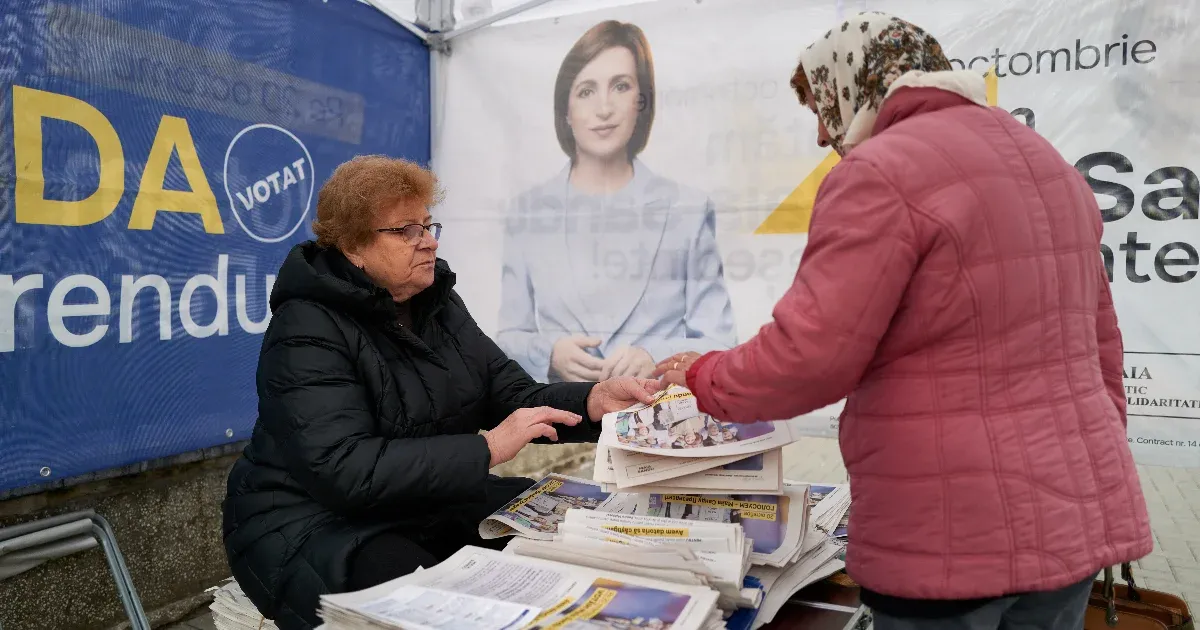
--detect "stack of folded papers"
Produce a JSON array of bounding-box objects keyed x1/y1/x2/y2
[
  {"x1": 208, "y1": 578, "x2": 279, "y2": 630},
  {"x1": 317, "y1": 546, "x2": 728, "y2": 630},
  {"x1": 593, "y1": 385, "x2": 805, "y2": 495}
]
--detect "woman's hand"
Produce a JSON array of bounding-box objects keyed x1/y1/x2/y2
[
  {"x1": 652, "y1": 351, "x2": 702, "y2": 387},
  {"x1": 601, "y1": 345, "x2": 655, "y2": 379},
  {"x1": 586, "y1": 376, "x2": 663, "y2": 421},
  {"x1": 550, "y1": 335, "x2": 605, "y2": 382},
  {"x1": 485, "y1": 407, "x2": 583, "y2": 467}
]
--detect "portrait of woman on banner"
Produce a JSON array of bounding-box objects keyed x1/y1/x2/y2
[{"x1": 496, "y1": 20, "x2": 736, "y2": 384}]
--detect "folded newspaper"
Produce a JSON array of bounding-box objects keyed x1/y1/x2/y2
[
  {"x1": 622, "y1": 489, "x2": 811, "y2": 568},
  {"x1": 600, "y1": 386, "x2": 802, "y2": 459},
  {"x1": 505, "y1": 509, "x2": 759, "y2": 611},
  {"x1": 207, "y1": 578, "x2": 279, "y2": 630},
  {"x1": 594, "y1": 445, "x2": 784, "y2": 495},
  {"x1": 593, "y1": 385, "x2": 797, "y2": 496},
  {"x1": 480, "y1": 474, "x2": 814, "y2": 565},
  {"x1": 808, "y1": 483, "x2": 851, "y2": 538},
  {"x1": 317, "y1": 546, "x2": 727, "y2": 630},
  {"x1": 477, "y1": 473, "x2": 635, "y2": 541}
]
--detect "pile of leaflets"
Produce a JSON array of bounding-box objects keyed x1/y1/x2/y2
[
  {"x1": 809, "y1": 483, "x2": 851, "y2": 541},
  {"x1": 748, "y1": 481, "x2": 851, "y2": 629},
  {"x1": 315, "y1": 386, "x2": 854, "y2": 630},
  {"x1": 507, "y1": 509, "x2": 757, "y2": 610}
]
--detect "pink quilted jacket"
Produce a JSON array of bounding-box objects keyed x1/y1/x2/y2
[{"x1": 687, "y1": 87, "x2": 1152, "y2": 599}]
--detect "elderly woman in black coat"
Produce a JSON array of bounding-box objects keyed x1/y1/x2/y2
[{"x1": 222, "y1": 155, "x2": 661, "y2": 630}]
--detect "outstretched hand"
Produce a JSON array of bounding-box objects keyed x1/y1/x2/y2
[
  {"x1": 652, "y1": 351, "x2": 702, "y2": 388},
  {"x1": 586, "y1": 376, "x2": 664, "y2": 421},
  {"x1": 485, "y1": 407, "x2": 582, "y2": 468}
]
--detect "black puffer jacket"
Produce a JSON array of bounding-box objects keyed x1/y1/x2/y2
[{"x1": 222, "y1": 242, "x2": 597, "y2": 629}]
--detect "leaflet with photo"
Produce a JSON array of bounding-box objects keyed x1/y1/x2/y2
[
  {"x1": 478, "y1": 473, "x2": 632, "y2": 541},
  {"x1": 601, "y1": 386, "x2": 801, "y2": 458}
]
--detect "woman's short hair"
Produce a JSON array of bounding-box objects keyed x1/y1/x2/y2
[
  {"x1": 553, "y1": 20, "x2": 656, "y2": 162},
  {"x1": 311, "y1": 155, "x2": 443, "y2": 252},
  {"x1": 790, "y1": 62, "x2": 811, "y2": 103}
]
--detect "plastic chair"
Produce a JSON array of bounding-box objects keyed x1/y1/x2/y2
[{"x1": 0, "y1": 509, "x2": 150, "y2": 630}]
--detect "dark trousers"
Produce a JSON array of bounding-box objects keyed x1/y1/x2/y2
[
  {"x1": 346, "y1": 476, "x2": 535, "y2": 591},
  {"x1": 871, "y1": 574, "x2": 1097, "y2": 630}
]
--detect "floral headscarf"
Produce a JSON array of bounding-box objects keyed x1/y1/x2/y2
[{"x1": 797, "y1": 12, "x2": 987, "y2": 153}]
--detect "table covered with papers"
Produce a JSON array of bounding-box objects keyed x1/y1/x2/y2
[{"x1": 311, "y1": 386, "x2": 859, "y2": 630}]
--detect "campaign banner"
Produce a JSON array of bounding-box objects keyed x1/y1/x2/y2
[
  {"x1": 0, "y1": 0, "x2": 430, "y2": 491},
  {"x1": 432, "y1": 0, "x2": 1200, "y2": 466}
]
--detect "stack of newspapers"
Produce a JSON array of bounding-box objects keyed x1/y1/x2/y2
[
  {"x1": 810, "y1": 483, "x2": 851, "y2": 543},
  {"x1": 315, "y1": 386, "x2": 854, "y2": 630},
  {"x1": 318, "y1": 545, "x2": 728, "y2": 630},
  {"x1": 315, "y1": 477, "x2": 824, "y2": 629},
  {"x1": 207, "y1": 578, "x2": 279, "y2": 630},
  {"x1": 592, "y1": 385, "x2": 795, "y2": 495},
  {"x1": 747, "y1": 481, "x2": 852, "y2": 629},
  {"x1": 507, "y1": 509, "x2": 757, "y2": 610}
]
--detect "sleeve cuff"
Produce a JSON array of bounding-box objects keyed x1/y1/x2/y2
[
  {"x1": 555, "y1": 382, "x2": 597, "y2": 419},
  {"x1": 686, "y1": 351, "x2": 722, "y2": 418},
  {"x1": 532, "y1": 382, "x2": 600, "y2": 443},
  {"x1": 462, "y1": 433, "x2": 495, "y2": 495}
]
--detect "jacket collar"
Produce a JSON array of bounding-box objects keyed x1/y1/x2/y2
[
  {"x1": 872, "y1": 86, "x2": 979, "y2": 138},
  {"x1": 273, "y1": 241, "x2": 456, "y2": 328}
]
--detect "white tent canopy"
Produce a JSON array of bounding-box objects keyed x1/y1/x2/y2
[{"x1": 368, "y1": 0, "x2": 659, "y2": 38}]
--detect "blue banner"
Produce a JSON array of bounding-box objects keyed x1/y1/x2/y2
[{"x1": 0, "y1": 0, "x2": 430, "y2": 491}]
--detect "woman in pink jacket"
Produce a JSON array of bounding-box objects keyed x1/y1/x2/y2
[{"x1": 656, "y1": 12, "x2": 1152, "y2": 630}]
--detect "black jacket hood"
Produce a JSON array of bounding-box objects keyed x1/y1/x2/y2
[{"x1": 269, "y1": 241, "x2": 456, "y2": 322}]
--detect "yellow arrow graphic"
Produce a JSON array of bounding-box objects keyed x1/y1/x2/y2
[{"x1": 755, "y1": 68, "x2": 999, "y2": 235}]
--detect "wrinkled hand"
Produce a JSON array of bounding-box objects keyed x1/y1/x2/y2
[
  {"x1": 601, "y1": 345, "x2": 655, "y2": 380},
  {"x1": 652, "y1": 351, "x2": 702, "y2": 388},
  {"x1": 485, "y1": 407, "x2": 582, "y2": 468},
  {"x1": 586, "y1": 376, "x2": 664, "y2": 422},
  {"x1": 550, "y1": 335, "x2": 604, "y2": 382}
]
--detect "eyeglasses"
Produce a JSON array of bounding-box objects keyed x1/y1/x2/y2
[{"x1": 376, "y1": 223, "x2": 442, "y2": 243}]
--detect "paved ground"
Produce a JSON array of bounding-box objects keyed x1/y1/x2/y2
[
  {"x1": 167, "y1": 614, "x2": 216, "y2": 630},
  {"x1": 168, "y1": 437, "x2": 1200, "y2": 628}
]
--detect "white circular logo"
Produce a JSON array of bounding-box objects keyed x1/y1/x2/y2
[{"x1": 223, "y1": 124, "x2": 315, "y2": 244}]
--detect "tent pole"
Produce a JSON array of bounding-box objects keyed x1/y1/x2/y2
[
  {"x1": 430, "y1": 40, "x2": 440, "y2": 166},
  {"x1": 443, "y1": 0, "x2": 557, "y2": 42},
  {"x1": 361, "y1": 0, "x2": 431, "y2": 42},
  {"x1": 426, "y1": 0, "x2": 453, "y2": 168}
]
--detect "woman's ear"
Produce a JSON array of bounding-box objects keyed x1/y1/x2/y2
[{"x1": 343, "y1": 247, "x2": 365, "y2": 269}]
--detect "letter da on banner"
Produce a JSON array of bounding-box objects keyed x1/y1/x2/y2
[
  {"x1": 3, "y1": 85, "x2": 278, "y2": 354},
  {"x1": 12, "y1": 86, "x2": 124, "y2": 227},
  {"x1": 12, "y1": 85, "x2": 224, "y2": 233}
]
